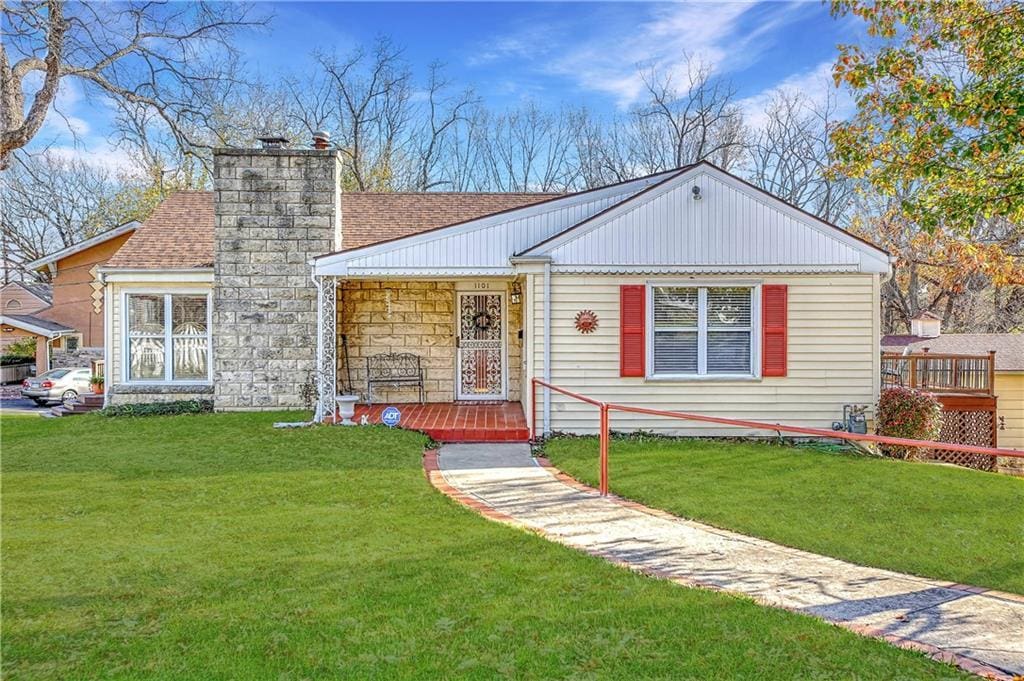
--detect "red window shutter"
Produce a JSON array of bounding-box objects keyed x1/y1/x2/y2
[
  {"x1": 762, "y1": 285, "x2": 788, "y2": 377},
  {"x1": 620, "y1": 285, "x2": 646, "y2": 377}
]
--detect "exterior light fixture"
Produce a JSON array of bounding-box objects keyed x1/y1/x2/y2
[
  {"x1": 510, "y1": 281, "x2": 522, "y2": 304},
  {"x1": 692, "y1": 186, "x2": 702, "y2": 201}
]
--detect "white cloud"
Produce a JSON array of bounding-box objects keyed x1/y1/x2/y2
[
  {"x1": 45, "y1": 143, "x2": 142, "y2": 176},
  {"x1": 736, "y1": 60, "x2": 852, "y2": 131},
  {"x1": 479, "y1": 1, "x2": 815, "y2": 109}
]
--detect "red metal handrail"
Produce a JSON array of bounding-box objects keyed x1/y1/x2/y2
[{"x1": 531, "y1": 378, "x2": 1023, "y2": 496}]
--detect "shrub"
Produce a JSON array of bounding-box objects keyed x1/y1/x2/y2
[
  {"x1": 876, "y1": 387, "x2": 943, "y2": 460},
  {"x1": 1, "y1": 354, "x2": 35, "y2": 366},
  {"x1": 98, "y1": 399, "x2": 214, "y2": 418},
  {"x1": 1, "y1": 337, "x2": 37, "y2": 363}
]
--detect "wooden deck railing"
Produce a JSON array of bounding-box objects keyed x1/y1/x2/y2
[{"x1": 881, "y1": 351, "x2": 996, "y2": 396}]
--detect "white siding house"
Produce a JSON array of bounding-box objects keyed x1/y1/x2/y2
[{"x1": 315, "y1": 162, "x2": 891, "y2": 436}]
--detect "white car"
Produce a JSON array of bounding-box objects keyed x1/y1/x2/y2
[{"x1": 21, "y1": 368, "x2": 93, "y2": 406}]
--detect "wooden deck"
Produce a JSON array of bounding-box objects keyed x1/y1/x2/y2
[{"x1": 882, "y1": 351, "x2": 999, "y2": 467}]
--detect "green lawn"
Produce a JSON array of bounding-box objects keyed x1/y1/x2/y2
[
  {"x1": 1, "y1": 413, "x2": 971, "y2": 680},
  {"x1": 546, "y1": 436, "x2": 1024, "y2": 594}
]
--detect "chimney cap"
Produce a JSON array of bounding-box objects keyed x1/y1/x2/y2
[
  {"x1": 911, "y1": 310, "x2": 942, "y2": 321},
  {"x1": 312, "y1": 130, "x2": 331, "y2": 150},
  {"x1": 256, "y1": 134, "x2": 290, "y2": 149}
]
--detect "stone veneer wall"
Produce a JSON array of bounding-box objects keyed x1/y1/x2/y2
[
  {"x1": 338, "y1": 281, "x2": 522, "y2": 403},
  {"x1": 107, "y1": 384, "x2": 214, "y2": 405},
  {"x1": 51, "y1": 347, "x2": 102, "y2": 370},
  {"x1": 212, "y1": 148, "x2": 341, "y2": 410}
]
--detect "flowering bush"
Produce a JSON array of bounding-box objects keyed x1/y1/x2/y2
[{"x1": 876, "y1": 387, "x2": 943, "y2": 460}]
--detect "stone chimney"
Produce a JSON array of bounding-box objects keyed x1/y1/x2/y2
[
  {"x1": 211, "y1": 138, "x2": 342, "y2": 410},
  {"x1": 910, "y1": 311, "x2": 941, "y2": 338}
]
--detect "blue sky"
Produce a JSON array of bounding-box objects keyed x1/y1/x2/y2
[{"x1": 33, "y1": 1, "x2": 863, "y2": 168}]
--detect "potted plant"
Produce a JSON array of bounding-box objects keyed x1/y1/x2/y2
[{"x1": 89, "y1": 375, "x2": 105, "y2": 395}]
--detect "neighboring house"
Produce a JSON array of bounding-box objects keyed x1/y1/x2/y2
[
  {"x1": 883, "y1": 314, "x2": 1024, "y2": 451},
  {"x1": 0, "y1": 222, "x2": 139, "y2": 376},
  {"x1": 97, "y1": 139, "x2": 892, "y2": 439},
  {"x1": 1, "y1": 281, "x2": 62, "y2": 371}
]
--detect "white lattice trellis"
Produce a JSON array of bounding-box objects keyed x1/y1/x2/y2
[{"x1": 315, "y1": 275, "x2": 337, "y2": 422}]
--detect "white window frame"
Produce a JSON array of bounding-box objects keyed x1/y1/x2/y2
[
  {"x1": 646, "y1": 281, "x2": 762, "y2": 381},
  {"x1": 122, "y1": 290, "x2": 213, "y2": 385}
]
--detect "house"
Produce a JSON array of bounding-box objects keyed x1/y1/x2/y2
[
  {"x1": 94, "y1": 138, "x2": 892, "y2": 440},
  {"x1": 1, "y1": 221, "x2": 137, "y2": 376},
  {"x1": 2, "y1": 280, "x2": 59, "y2": 372},
  {"x1": 883, "y1": 313, "x2": 1024, "y2": 451}
]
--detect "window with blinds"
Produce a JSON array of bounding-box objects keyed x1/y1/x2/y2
[{"x1": 651, "y1": 286, "x2": 755, "y2": 376}]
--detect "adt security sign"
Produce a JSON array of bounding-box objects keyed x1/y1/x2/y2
[{"x1": 381, "y1": 406, "x2": 402, "y2": 428}]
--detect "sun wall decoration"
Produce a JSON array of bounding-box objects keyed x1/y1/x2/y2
[{"x1": 574, "y1": 310, "x2": 599, "y2": 334}]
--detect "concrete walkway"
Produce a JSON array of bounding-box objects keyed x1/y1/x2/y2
[{"x1": 434, "y1": 443, "x2": 1024, "y2": 679}]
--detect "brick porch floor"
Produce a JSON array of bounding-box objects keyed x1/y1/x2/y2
[{"x1": 349, "y1": 402, "x2": 530, "y2": 443}]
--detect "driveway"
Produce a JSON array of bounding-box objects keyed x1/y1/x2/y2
[
  {"x1": 432, "y1": 443, "x2": 1024, "y2": 680},
  {"x1": 0, "y1": 386, "x2": 48, "y2": 415}
]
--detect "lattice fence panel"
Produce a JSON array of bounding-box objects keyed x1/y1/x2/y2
[{"x1": 927, "y1": 409, "x2": 996, "y2": 471}]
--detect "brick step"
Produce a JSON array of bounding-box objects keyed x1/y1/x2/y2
[
  {"x1": 424, "y1": 427, "x2": 531, "y2": 443},
  {"x1": 46, "y1": 395, "x2": 104, "y2": 417}
]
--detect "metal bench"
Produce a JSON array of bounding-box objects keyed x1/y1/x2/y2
[{"x1": 366, "y1": 352, "x2": 425, "y2": 405}]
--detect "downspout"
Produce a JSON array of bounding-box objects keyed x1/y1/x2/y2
[
  {"x1": 543, "y1": 261, "x2": 551, "y2": 435},
  {"x1": 101, "y1": 270, "x2": 111, "y2": 408}
]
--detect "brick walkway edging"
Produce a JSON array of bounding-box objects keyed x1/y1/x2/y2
[{"x1": 422, "y1": 449, "x2": 1017, "y2": 680}]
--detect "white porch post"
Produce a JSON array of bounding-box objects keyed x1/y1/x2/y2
[{"x1": 314, "y1": 275, "x2": 337, "y2": 423}]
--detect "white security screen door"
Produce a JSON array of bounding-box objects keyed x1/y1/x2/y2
[{"x1": 456, "y1": 292, "x2": 506, "y2": 400}]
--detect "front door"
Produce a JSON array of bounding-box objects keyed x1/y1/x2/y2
[{"x1": 456, "y1": 291, "x2": 506, "y2": 400}]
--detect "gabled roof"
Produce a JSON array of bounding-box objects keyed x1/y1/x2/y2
[
  {"x1": 343, "y1": 192, "x2": 560, "y2": 250},
  {"x1": 105, "y1": 192, "x2": 215, "y2": 270},
  {"x1": 881, "y1": 333, "x2": 1024, "y2": 371},
  {"x1": 0, "y1": 313, "x2": 74, "y2": 337},
  {"x1": 102, "y1": 190, "x2": 559, "y2": 270},
  {"x1": 1, "y1": 281, "x2": 52, "y2": 306},
  {"x1": 314, "y1": 169, "x2": 683, "y2": 277},
  {"x1": 315, "y1": 162, "x2": 889, "y2": 277},
  {"x1": 518, "y1": 163, "x2": 889, "y2": 274},
  {"x1": 25, "y1": 221, "x2": 139, "y2": 271}
]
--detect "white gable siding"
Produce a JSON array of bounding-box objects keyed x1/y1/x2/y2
[
  {"x1": 525, "y1": 272, "x2": 883, "y2": 436},
  {"x1": 535, "y1": 169, "x2": 888, "y2": 274},
  {"x1": 314, "y1": 172, "x2": 678, "y2": 277}
]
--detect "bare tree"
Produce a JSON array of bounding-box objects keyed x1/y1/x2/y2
[
  {"x1": 1, "y1": 1, "x2": 267, "y2": 169},
  {"x1": 296, "y1": 38, "x2": 412, "y2": 191},
  {"x1": 746, "y1": 90, "x2": 854, "y2": 224},
  {"x1": 0, "y1": 151, "x2": 144, "y2": 280},
  {"x1": 405, "y1": 62, "x2": 478, "y2": 191},
  {"x1": 481, "y1": 102, "x2": 579, "y2": 192},
  {"x1": 632, "y1": 59, "x2": 747, "y2": 172}
]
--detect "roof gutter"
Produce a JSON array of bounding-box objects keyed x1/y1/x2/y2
[{"x1": 25, "y1": 221, "x2": 139, "y2": 271}]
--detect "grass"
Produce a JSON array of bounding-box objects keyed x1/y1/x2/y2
[
  {"x1": 545, "y1": 436, "x2": 1024, "y2": 594},
  {"x1": 1, "y1": 413, "x2": 974, "y2": 680}
]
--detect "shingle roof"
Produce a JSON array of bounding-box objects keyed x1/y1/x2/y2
[
  {"x1": 341, "y1": 192, "x2": 560, "y2": 249},
  {"x1": 103, "y1": 190, "x2": 559, "y2": 269},
  {"x1": 881, "y1": 333, "x2": 1024, "y2": 371},
  {"x1": 105, "y1": 192, "x2": 215, "y2": 269},
  {"x1": 2, "y1": 281, "x2": 52, "y2": 305},
  {"x1": 21, "y1": 282, "x2": 53, "y2": 304},
  {"x1": 25, "y1": 221, "x2": 139, "y2": 271},
  {"x1": 1, "y1": 313, "x2": 74, "y2": 335}
]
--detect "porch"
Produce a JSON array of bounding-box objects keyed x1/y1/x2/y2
[
  {"x1": 310, "y1": 274, "x2": 531, "y2": 442},
  {"x1": 347, "y1": 402, "x2": 530, "y2": 442}
]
